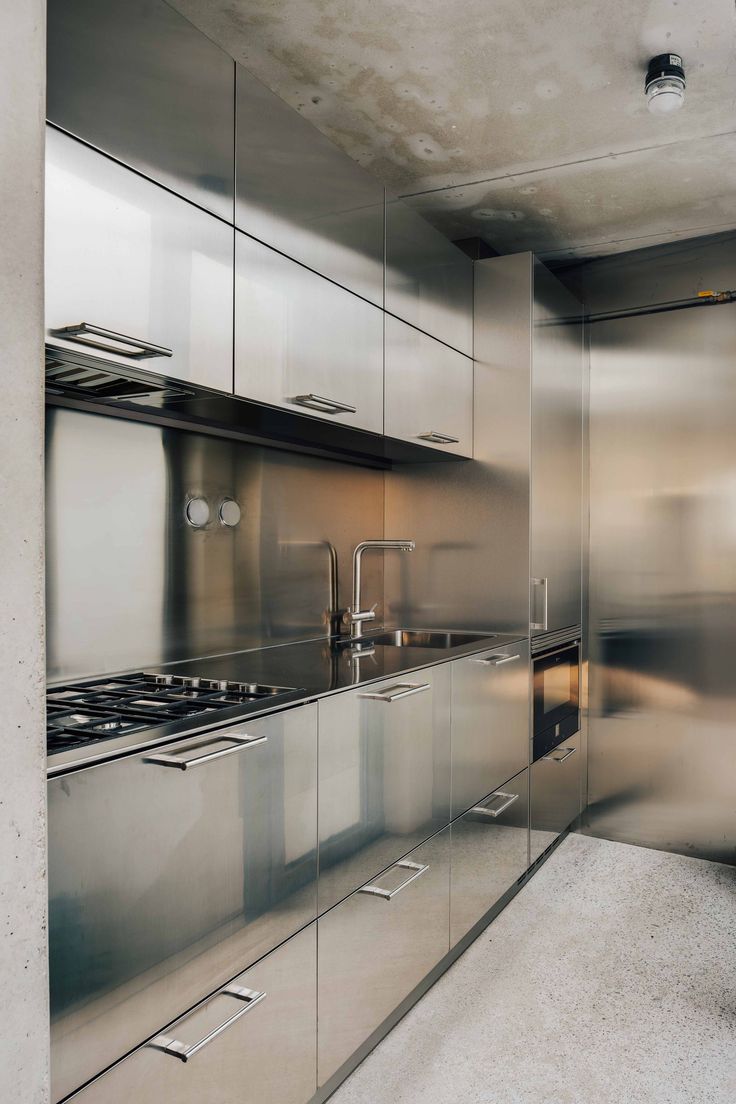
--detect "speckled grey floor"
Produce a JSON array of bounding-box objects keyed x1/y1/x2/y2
[{"x1": 328, "y1": 833, "x2": 736, "y2": 1104}]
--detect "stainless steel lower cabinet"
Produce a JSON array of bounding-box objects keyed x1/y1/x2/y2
[
  {"x1": 318, "y1": 827, "x2": 451, "y2": 1085},
  {"x1": 450, "y1": 768, "x2": 529, "y2": 946},
  {"x1": 49, "y1": 705, "x2": 318, "y2": 1102},
  {"x1": 529, "y1": 735, "x2": 581, "y2": 863},
  {"x1": 66, "y1": 924, "x2": 317, "y2": 1104}
]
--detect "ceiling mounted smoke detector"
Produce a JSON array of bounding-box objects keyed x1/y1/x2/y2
[{"x1": 645, "y1": 53, "x2": 686, "y2": 114}]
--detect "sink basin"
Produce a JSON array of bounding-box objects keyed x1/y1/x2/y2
[{"x1": 352, "y1": 629, "x2": 496, "y2": 649}]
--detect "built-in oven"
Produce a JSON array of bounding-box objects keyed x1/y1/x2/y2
[{"x1": 532, "y1": 640, "x2": 580, "y2": 761}]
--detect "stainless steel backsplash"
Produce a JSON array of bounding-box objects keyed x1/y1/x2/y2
[{"x1": 46, "y1": 408, "x2": 384, "y2": 681}]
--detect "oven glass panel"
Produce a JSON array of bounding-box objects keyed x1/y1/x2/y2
[{"x1": 543, "y1": 662, "x2": 572, "y2": 714}]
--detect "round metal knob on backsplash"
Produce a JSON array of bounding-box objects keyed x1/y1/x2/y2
[
  {"x1": 185, "y1": 497, "x2": 211, "y2": 528},
  {"x1": 219, "y1": 498, "x2": 241, "y2": 527}
]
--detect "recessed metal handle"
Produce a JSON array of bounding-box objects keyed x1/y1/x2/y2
[
  {"x1": 149, "y1": 984, "x2": 266, "y2": 1062},
  {"x1": 358, "y1": 860, "x2": 429, "y2": 900},
  {"x1": 417, "y1": 431, "x2": 460, "y2": 444},
  {"x1": 145, "y1": 733, "x2": 268, "y2": 770},
  {"x1": 357, "y1": 682, "x2": 431, "y2": 702},
  {"x1": 471, "y1": 791, "x2": 520, "y2": 818},
  {"x1": 52, "y1": 322, "x2": 173, "y2": 361},
  {"x1": 472, "y1": 653, "x2": 521, "y2": 667},
  {"x1": 542, "y1": 745, "x2": 577, "y2": 764},
  {"x1": 291, "y1": 393, "x2": 357, "y2": 415},
  {"x1": 531, "y1": 577, "x2": 549, "y2": 631}
]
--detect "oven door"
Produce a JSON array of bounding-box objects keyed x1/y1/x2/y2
[{"x1": 533, "y1": 642, "x2": 580, "y2": 759}]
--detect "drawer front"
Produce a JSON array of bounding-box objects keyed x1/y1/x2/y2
[
  {"x1": 384, "y1": 315, "x2": 473, "y2": 457},
  {"x1": 318, "y1": 665, "x2": 451, "y2": 913},
  {"x1": 47, "y1": 0, "x2": 235, "y2": 220},
  {"x1": 235, "y1": 64, "x2": 384, "y2": 305},
  {"x1": 451, "y1": 639, "x2": 530, "y2": 818},
  {"x1": 67, "y1": 923, "x2": 316, "y2": 1104},
  {"x1": 385, "y1": 199, "x2": 473, "y2": 355},
  {"x1": 49, "y1": 706, "x2": 317, "y2": 1103},
  {"x1": 318, "y1": 828, "x2": 450, "y2": 1085},
  {"x1": 46, "y1": 128, "x2": 233, "y2": 393},
  {"x1": 235, "y1": 231, "x2": 384, "y2": 433},
  {"x1": 530, "y1": 736, "x2": 582, "y2": 863},
  {"x1": 450, "y1": 769, "x2": 529, "y2": 946}
]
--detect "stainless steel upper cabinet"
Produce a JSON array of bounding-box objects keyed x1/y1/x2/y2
[
  {"x1": 384, "y1": 315, "x2": 473, "y2": 456},
  {"x1": 48, "y1": 707, "x2": 318, "y2": 1103},
  {"x1": 47, "y1": 0, "x2": 234, "y2": 220},
  {"x1": 235, "y1": 230, "x2": 383, "y2": 433},
  {"x1": 530, "y1": 262, "x2": 584, "y2": 636},
  {"x1": 317, "y1": 666, "x2": 452, "y2": 914},
  {"x1": 385, "y1": 198, "x2": 473, "y2": 355},
  {"x1": 235, "y1": 65, "x2": 384, "y2": 305},
  {"x1": 450, "y1": 639, "x2": 530, "y2": 818},
  {"x1": 46, "y1": 128, "x2": 234, "y2": 393}
]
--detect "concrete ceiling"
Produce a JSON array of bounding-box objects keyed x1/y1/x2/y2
[{"x1": 171, "y1": 0, "x2": 736, "y2": 261}]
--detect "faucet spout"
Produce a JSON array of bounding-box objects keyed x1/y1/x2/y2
[{"x1": 349, "y1": 539, "x2": 416, "y2": 638}]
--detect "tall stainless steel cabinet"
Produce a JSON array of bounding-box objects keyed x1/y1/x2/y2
[
  {"x1": 45, "y1": 127, "x2": 234, "y2": 393},
  {"x1": 47, "y1": 0, "x2": 235, "y2": 220},
  {"x1": 235, "y1": 65, "x2": 384, "y2": 306}
]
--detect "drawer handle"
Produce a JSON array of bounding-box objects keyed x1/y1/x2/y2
[
  {"x1": 358, "y1": 860, "x2": 429, "y2": 900},
  {"x1": 357, "y1": 682, "x2": 431, "y2": 703},
  {"x1": 472, "y1": 653, "x2": 521, "y2": 667},
  {"x1": 149, "y1": 984, "x2": 267, "y2": 1062},
  {"x1": 471, "y1": 791, "x2": 520, "y2": 818},
  {"x1": 145, "y1": 733, "x2": 267, "y2": 770},
  {"x1": 51, "y1": 322, "x2": 173, "y2": 361},
  {"x1": 417, "y1": 431, "x2": 460, "y2": 444},
  {"x1": 541, "y1": 746, "x2": 577, "y2": 764},
  {"x1": 291, "y1": 393, "x2": 357, "y2": 415}
]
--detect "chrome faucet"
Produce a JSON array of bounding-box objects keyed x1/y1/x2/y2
[{"x1": 347, "y1": 539, "x2": 416, "y2": 639}]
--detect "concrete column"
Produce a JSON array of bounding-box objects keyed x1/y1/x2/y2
[{"x1": 0, "y1": 1, "x2": 49, "y2": 1101}]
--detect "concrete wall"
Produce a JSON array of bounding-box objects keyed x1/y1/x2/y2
[{"x1": 0, "y1": 1, "x2": 49, "y2": 1100}]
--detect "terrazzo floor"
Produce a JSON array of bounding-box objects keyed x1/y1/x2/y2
[{"x1": 327, "y1": 833, "x2": 736, "y2": 1104}]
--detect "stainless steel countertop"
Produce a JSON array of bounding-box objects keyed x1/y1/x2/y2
[{"x1": 47, "y1": 628, "x2": 527, "y2": 776}]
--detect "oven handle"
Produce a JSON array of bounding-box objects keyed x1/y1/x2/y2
[
  {"x1": 144, "y1": 733, "x2": 267, "y2": 770},
  {"x1": 149, "y1": 984, "x2": 267, "y2": 1062},
  {"x1": 530, "y1": 577, "x2": 548, "y2": 631}
]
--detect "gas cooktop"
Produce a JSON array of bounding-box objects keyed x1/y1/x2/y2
[{"x1": 46, "y1": 672, "x2": 300, "y2": 755}]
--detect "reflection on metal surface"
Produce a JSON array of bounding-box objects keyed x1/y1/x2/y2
[
  {"x1": 46, "y1": 406, "x2": 384, "y2": 681},
  {"x1": 584, "y1": 235, "x2": 736, "y2": 864}
]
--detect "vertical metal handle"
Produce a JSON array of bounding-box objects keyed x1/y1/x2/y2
[
  {"x1": 358, "y1": 860, "x2": 429, "y2": 900},
  {"x1": 531, "y1": 577, "x2": 548, "y2": 631},
  {"x1": 149, "y1": 984, "x2": 267, "y2": 1061}
]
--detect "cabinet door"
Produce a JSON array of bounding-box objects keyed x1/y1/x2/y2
[
  {"x1": 384, "y1": 316, "x2": 473, "y2": 457},
  {"x1": 450, "y1": 769, "x2": 529, "y2": 945},
  {"x1": 235, "y1": 65, "x2": 384, "y2": 305},
  {"x1": 235, "y1": 231, "x2": 383, "y2": 433},
  {"x1": 385, "y1": 198, "x2": 473, "y2": 355},
  {"x1": 318, "y1": 666, "x2": 451, "y2": 914},
  {"x1": 47, "y1": 0, "x2": 234, "y2": 220},
  {"x1": 45, "y1": 128, "x2": 233, "y2": 393},
  {"x1": 65, "y1": 924, "x2": 316, "y2": 1104},
  {"x1": 529, "y1": 736, "x2": 582, "y2": 863},
  {"x1": 318, "y1": 828, "x2": 450, "y2": 1085},
  {"x1": 531, "y1": 261, "x2": 583, "y2": 636},
  {"x1": 49, "y1": 706, "x2": 317, "y2": 1103},
  {"x1": 451, "y1": 639, "x2": 530, "y2": 818}
]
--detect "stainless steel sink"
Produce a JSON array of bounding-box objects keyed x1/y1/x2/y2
[{"x1": 352, "y1": 629, "x2": 496, "y2": 649}]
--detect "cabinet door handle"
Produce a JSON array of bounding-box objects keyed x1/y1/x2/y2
[
  {"x1": 149, "y1": 984, "x2": 267, "y2": 1062},
  {"x1": 531, "y1": 576, "x2": 548, "y2": 631},
  {"x1": 52, "y1": 322, "x2": 173, "y2": 361},
  {"x1": 291, "y1": 393, "x2": 357, "y2": 415},
  {"x1": 417, "y1": 431, "x2": 460, "y2": 444},
  {"x1": 471, "y1": 790, "x2": 520, "y2": 818},
  {"x1": 358, "y1": 860, "x2": 429, "y2": 900},
  {"x1": 357, "y1": 681, "x2": 431, "y2": 702},
  {"x1": 145, "y1": 733, "x2": 267, "y2": 770},
  {"x1": 542, "y1": 745, "x2": 577, "y2": 764},
  {"x1": 472, "y1": 653, "x2": 521, "y2": 667}
]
